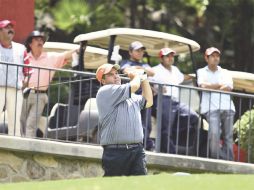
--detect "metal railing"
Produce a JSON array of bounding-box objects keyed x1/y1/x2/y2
[
  {"x1": 0, "y1": 61, "x2": 253, "y2": 163},
  {"x1": 151, "y1": 82, "x2": 254, "y2": 163}
]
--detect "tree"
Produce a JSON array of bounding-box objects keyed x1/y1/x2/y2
[
  {"x1": 34, "y1": 0, "x2": 254, "y2": 73},
  {"x1": 233, "y1": 0, "x2": 254, "y2": 72}
]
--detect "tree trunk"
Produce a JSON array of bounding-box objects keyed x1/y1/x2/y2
[
  {"x1": 233, "y1": 0, "x2": 254, "y2": 72},
  {"x1": 130, "y1": 0, "x2": 137, "y2": 28},
  {"x1": 140, "y1": 0, "x2": 147, "y2": 28}
]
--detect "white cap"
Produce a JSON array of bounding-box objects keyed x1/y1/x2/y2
[
  {"x1": 159, "y1": 48, "x2": 176, "y2": 57},
  {"x1": 129, "y1": 41, "x2": 146, "y2": 51}
]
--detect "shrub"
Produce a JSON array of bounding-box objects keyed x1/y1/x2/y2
[{"x1": 233, "y1": 108, "x2": 254, "y2": 163}]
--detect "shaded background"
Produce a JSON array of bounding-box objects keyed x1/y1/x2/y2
[
  {"x1": 35, "y1": 0, "x2": 254, "y2": 74},
  {"x1": 1, "y1": 0, "x2": 254, "y2": 75}
]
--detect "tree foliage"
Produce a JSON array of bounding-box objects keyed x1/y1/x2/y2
[
  {"x1": 34, "y1": 0, "x2": 254, "y2": 72},
  {"x1": 52, "y1": 0, "x2": 91, "y2": 33}
]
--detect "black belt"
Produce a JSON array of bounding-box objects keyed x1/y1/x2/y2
[
  {"x1": 31, "y1": 89, "x2": 48, "y2": 93},
  {"x1": 103, "y1": 143, "x2": 142, "y2": 149}
]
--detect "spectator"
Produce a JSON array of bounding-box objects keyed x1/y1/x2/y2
[
  {"x1": 150, "y1": 48, "x2": 199, "y2": 153},
  {"x1": 20, "y1": 30, "x2": 76, "y2": 137},
  {"x1": 96, "y1": 63, "x2": 153, "y2": 176},
  {"x1": 197, "y1": 47, "x2": 235, "y2": 160},
  {"x1": 0, "y1": 20, "x2": 32, "y2": 136},
  {"x1": 120, "y1": 41, "x2": 155, "y2": 151}
]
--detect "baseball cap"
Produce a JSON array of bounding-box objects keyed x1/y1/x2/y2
[
  {"x1": 159, "y1": 48, "x2": 176, "y2": 58},
  {"x1": 25, "y1": 31, "x2": 48, "y2": 52},
  {"x1": 25, "y1": 30, "x2": 47, "y2": 44},
  {"x1": 96, "y1": 63, "x2": 120, "y2": 82},
  {"x1": 205, "y1": 47, "x2": 221, "y2": 56},
  {"x1": 129, "y1": 41, "x2": 146, "y2": 51},
  {"x1": 0, "y1": 20, "x2": 16, "y2": 29}
]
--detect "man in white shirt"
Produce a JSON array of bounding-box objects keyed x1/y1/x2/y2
[
  {"x1": 0, "y1": 20, "x2": 32, "y2": 136},
  {"x1": 150, "y1": 48, "x2": 199, "y2": 153},
  {"x1": 197, "y1": 47, "x2": 235, "y2": 160}
]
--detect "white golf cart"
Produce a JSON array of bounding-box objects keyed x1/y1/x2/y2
[
  {"x1": 70, "y1": 28, "x2": 254, "y2": 156},
  {"x1": 46, "y1": 28, "x2": 202, "y2": 154}
]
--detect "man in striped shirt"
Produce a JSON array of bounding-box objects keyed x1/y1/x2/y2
[{"x1": 96, "y1": 63, "x2": 153, "y2": 176}]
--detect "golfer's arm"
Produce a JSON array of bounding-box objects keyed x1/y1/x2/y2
[
  {"x1": 141, "y1": 80, "x2": 153, "y2": 108},
  {"x1": 130, "y1": 75, "x2": 141, "y2": 93}
]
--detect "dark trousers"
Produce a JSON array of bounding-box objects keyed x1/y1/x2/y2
[
  {"x1": 141, "y1": 108, "x2": 154, "y2": 150},
  {"x1": 102, "y1": 145, "x2": 147, "y2": 176},
  {"x1": 153, "y1": 96, "x2": 199, "y2": 153}
]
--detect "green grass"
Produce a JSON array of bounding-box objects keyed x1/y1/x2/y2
[{"x1": 1, "y1": 173, "x2": 254, "y2": 190}]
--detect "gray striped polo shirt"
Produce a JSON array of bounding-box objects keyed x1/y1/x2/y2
[{"x1": 96, "y1": 83, "x2": 145, "y2": 145}]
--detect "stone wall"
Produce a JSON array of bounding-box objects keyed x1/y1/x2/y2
[
  {"x1": 0, "y1": 149, "x2": 103, "y2": 183},
  {"x1": 1, "y1": 135, "x2": 254, "y2": 183},
  {"x1": 0, "y1": 135, "x2": 105, "y2": 183}
]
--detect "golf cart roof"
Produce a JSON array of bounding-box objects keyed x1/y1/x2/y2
[
  {"x1": 73, "y1": 28, "x2": 200, "y2": 56},
  {"x1": 43, "y1": 42, "x2": 108, "y2": 69},
  {"x1": 230, "y1": 71, "x2": 254, "y2": 93}
]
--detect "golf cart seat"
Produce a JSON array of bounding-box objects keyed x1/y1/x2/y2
[
  {"x1": 78, "y1": 98, "x2": 99, "y2": 142},
  {"x1": 47, "y1": 99, "x2": 98, "y2": 142}
]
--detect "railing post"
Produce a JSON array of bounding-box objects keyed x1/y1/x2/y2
[
  {"x1": 155, "y1": 84, "x2": 163, "y2": 153},
  {"x1": 107, "y1": 35, "x2": 116, "y2": 64},
  {"x1": 78, "y1": 40, "x2": 87, "y2": 71}
]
